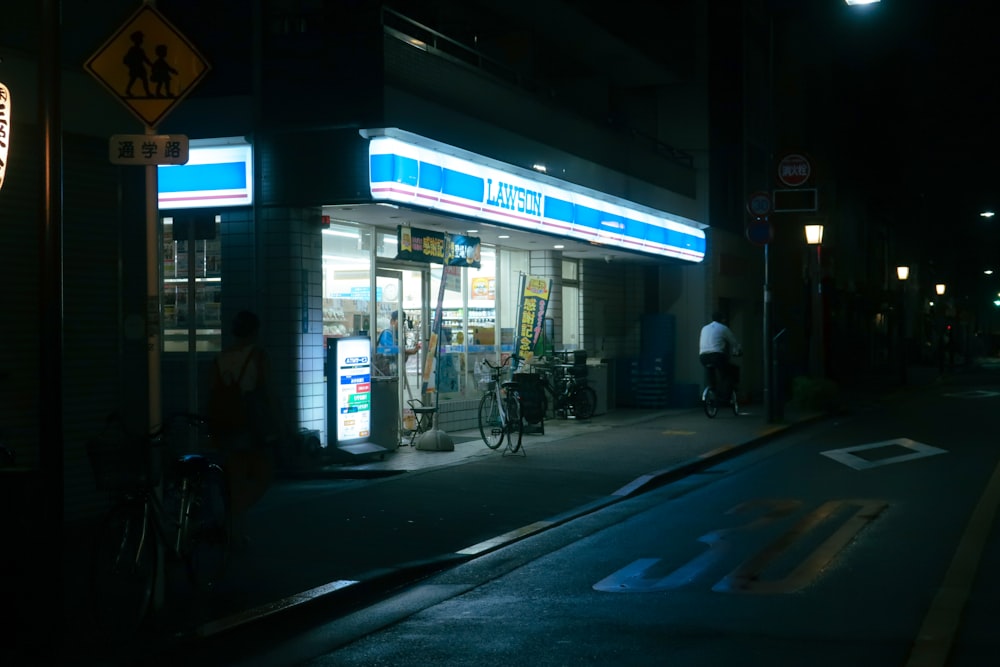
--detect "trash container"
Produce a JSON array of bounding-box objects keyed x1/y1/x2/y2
[{"x1": 513, "y1": 373, "x2": 546, "y2": 434}]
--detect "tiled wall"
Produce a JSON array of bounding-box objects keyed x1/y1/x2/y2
[{"x1": 255, "y1": 206, "x2": 327, "y2": 444}]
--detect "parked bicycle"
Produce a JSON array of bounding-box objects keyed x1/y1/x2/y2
[
  {"x1": 86, "y1": 412, "x2": 230, "y2": 638},
  {"x1": 477, "y1": 354, "x2": 524, "y2": 453},
  {"x1": 532, "y1": 361, "x2": 597, "y2": 420},
  {"x1": 702, "y1": 362, "x2": 739, "y2": 418}
]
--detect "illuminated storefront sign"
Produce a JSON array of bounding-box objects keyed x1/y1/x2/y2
[
  {"x1": 364, "y1": 129, "x2": 706, "y2": 263},
  {"x1": 0, "y1": 82, "x2": 10, "y2": 192},
  {"x1": 331, "y1": 336, "x2": 372, "y2": 445},
  {"x1": 158, "y1": 138, "x2": 252, "y2": 209}
]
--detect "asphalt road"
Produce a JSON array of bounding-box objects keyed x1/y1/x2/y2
[{"x1": 208, "y1": 364, "x2": 1000, "y2": 666}]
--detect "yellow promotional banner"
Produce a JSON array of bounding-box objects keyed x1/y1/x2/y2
[
  {"x1": 0, "y1": 82, "x2": 9, "y2": 191},
  {"x1": 516, "y1": 275, "x2": 552, "y2": 362}
]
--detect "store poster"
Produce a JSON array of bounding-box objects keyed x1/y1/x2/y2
[
  {"x1": 397, "y1": 226, "x2": 481, "y2": 268},
  {"x1": 333, "y1": 336, "x2": 372, "y2": 444},
  {"x1": 516, "y1": 275, "x2": 552, "y2": 362}
]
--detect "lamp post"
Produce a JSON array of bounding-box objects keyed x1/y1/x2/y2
[
  {"x1": 897, "y1": 265, "x2": 909, "y2": 384},
  {"x1": 805, "y1": 224, "x2": 825, "y2": 377},
  {"x1": 934, "y1": 283, "x2": 946, "y2": 373}
]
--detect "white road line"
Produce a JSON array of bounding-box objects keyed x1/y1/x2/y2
[{"x1": 904, "y1": 455, "x2": 1000, "y2": 667}]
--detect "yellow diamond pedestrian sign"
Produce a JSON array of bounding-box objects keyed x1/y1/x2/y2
[{"x1": 85, "y1": 5, "x2": 209, "y2": 129}]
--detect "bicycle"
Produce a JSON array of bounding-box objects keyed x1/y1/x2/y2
[
  {"x1": 702, "y1": 362, "x2": 739, "y2": 418},
  {"x1": 477, "y1": 354, "x2": 524, "y2": 453},
  {"x1": 86, "y1": 412, "x2": 231, "y2": 638},
  {"x1": 532, "y1": 360, "x2": 597, "y2": 420}
]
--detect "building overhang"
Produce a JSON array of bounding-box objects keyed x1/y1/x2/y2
[{"x1": 360, "y1": 128, "x2": 705, "y2": 264}]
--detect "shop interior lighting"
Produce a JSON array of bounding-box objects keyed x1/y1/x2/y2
[
  {"x1": 322, "y1": 229, "x2": 360, "y2": 239},
  {"x1": 531, "y1": 164, "x2": 547, "y2": 173}
]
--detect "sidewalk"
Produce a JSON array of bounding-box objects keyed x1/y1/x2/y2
[{"x1": 63, "y1": 395, "x2": 838, "y2": 661}]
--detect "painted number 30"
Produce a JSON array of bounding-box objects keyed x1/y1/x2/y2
[{"x1": 593, "y1": 498, "x2": 886, "y2": 594}]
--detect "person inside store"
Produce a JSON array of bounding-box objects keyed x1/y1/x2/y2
[
  {"x1": 375, "y1": 311, "x2": 420, "y2": 378},
  {"x1": 377, "y1": 310, "x2": 420, "y2": 356},
  {"x1": 207, "y1": 309, "x2": 279, "y2": 546},
  {"x1": 698, "y1": 310, "x2": 742, "y2": 396}
]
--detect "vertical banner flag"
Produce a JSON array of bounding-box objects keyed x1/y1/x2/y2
[
  {"x1": 516, "y1": 275, "x2": 552, "y2": 362},
  {"x1": 0, "y1": 82, "x2": 10, "y2": 192}
]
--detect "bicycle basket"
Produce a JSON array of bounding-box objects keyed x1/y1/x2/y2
[{"x1": 86, "y1": 433, "x2": 154, "y2": 492}]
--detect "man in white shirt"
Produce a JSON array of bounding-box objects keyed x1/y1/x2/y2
[{"x1": 699, "y1": 311, "x2": 741, "y2": 394}]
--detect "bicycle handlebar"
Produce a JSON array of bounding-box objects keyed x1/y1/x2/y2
[
  {"x1": 102, "y1": 411, "x2": 209, "y2": 445},
  {"x1": 482, "y1": 353, "x2": 523, "y2": 371}
]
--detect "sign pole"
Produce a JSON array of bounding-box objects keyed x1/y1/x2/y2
[{"x1": 146, "y1": 125, "x2": 161, "y2": 435}]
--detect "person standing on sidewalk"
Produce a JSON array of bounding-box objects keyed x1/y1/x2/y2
[
  {"x1": 208, "y1": 309, "x2": 278, "y2": 545},
  {"x1": 699, "y1": 311, "x2": 742, "y2": 397}
]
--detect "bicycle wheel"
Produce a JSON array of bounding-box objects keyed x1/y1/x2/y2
[
  {"x1": 731, "y1": 389, "x2": 740, "y2": 416},
  {"x1": 505, "y1": 394, "x2": 524, "y2": 453},
  {"x1": 571, "y1": 386, "x2": 597, "y2": 420},
  {"x1": 703, "y1": 388, "x2": 719, "y2": 418},
  {"x1": 90, "y1": 498, "x2": 157, "y2": 638},
  {"x1": 184, "y1": 463, "x2": 231, "y2": 590},
  {"x1": 478, "y1": 390, "x2": 505, "y2": 449}
]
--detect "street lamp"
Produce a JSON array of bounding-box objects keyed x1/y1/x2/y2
[
  {"x1": 935, "y1": 283, "x2": 946, "y2": 296},
  {"x1": 805, "y1": 224, "x2": 825, "y2": 377},
  {"x1": 897, "y1": 265, "x2": 909, "y2": 383}
]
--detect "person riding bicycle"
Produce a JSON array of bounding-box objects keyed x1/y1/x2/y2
[{"x1": 699, "y1": 311, "x2": 742, "y2": 398}]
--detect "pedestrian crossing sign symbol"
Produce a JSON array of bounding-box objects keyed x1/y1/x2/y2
[{"x1": 85, "y1": 5, "x2": 210, "y2": 129}]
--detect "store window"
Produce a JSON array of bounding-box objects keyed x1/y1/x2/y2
[
  {"x1": 322, "y1": 221, "x2": 373, "y2": 342},
  {"x1": 429, "y1": 246, "x2": 529, "y2": 399},
  {"x1": 562, "y1": 258, "x2": 580, "y2": 349},
  {"x1": 162, "y1": 214, "x2": 222, "y2": 353}
]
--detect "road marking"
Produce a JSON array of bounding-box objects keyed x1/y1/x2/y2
[
  {"x1": 594, "y1": 498, "x2": 883, "y2": 594},
  {"x1": 942, "y1": 389, "x2": 1000, "y2": 399},
  {"x1": 661, "y1": 429, "x2": 696, "y2": 436},
  {"x1": 714, "y1": 499, "x2": 886, "y2": 594},
  {"x1": 905, "y1": 456, "x2": 1000, "y2": 667},
  {"x1": 821, "y1": 438, "x2": 946, "y2": 470}
]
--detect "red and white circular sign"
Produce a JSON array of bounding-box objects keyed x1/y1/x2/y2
[{"x1": 777, "y1": 153, "x2": 811, "y2": 187}]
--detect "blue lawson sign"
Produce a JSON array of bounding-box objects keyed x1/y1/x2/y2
[
  {"x1": 158, "y1": 140, "x2": 252, "y2": 209},
  {"x1": 363, "y1": 129, "x2": 706, "y2": 263}
]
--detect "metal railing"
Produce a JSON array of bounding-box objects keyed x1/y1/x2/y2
[{"x1": 381, "y1": 7, "x2": 694, "y2": 170}]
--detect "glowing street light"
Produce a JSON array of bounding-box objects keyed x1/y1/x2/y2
[
  {"x1": 935, "y1": 283, "x2": 946, "y2": 296},
  {"x1": 981, "y1": 211, "x2": 995, "y2": 218},
  {"x1": 897, "y1": 266, "x2": 909, "y2": 383},
  {"x1": 805, "y1": 224, "x2": 826, "y2": 377}
]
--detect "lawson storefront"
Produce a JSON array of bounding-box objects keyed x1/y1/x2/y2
[{"x1": 157, "y1": 127, "x2": 706, "y2": 452}]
